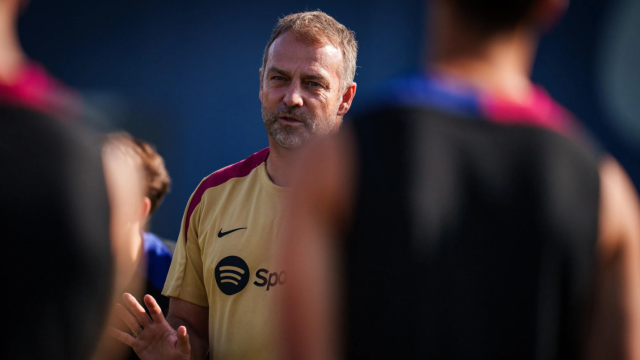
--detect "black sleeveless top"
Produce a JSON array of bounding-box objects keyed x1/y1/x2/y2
[{"x1": 343, "y1": 106, "x2": 600, "y2": 360}]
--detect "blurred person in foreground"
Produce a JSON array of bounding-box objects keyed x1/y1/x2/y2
[
  {"x1": 104, "y1": 133, "x2": 173, "y2": 312},
  {"x1": 95, "y1": 133, "x2": 173, "y2": 360},
  {"x1": 111, "y1": 11, "x2": 357, "y2": 360},
  {"x1": 281, "y1": 0, "x2": 640, "y2": 359},
  {"x1": 0, "y1": 0, "x2": 112, "y2": 359}
]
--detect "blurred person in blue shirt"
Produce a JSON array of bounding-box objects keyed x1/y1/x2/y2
[
  {"x1": 103, "y1": 132, "x2": 173, "y2": 312},
  {"x1": 99, "y1": 132, "x2": 173, "y2": 360}
]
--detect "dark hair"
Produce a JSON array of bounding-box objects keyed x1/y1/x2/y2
[
  {"x1": 449, "y1": 0, "x2": 539, "y2": 33},
  {"x1": 104, "y1": 132, "x2": 171, "y2": 215}
]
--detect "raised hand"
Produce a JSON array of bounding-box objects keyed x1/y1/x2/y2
[{"x1": 110, "y1": 293, "x2": 191, "y2": 360}]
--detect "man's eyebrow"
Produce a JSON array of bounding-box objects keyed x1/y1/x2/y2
[
  {"x1": 266, "y1": 67, "x2": 291, "y2": 77},
  {"x1": 266, "y1": 67, "x2": 329, "y2": 83},
  {"x1": 301, "y1": 73, "x2": 329, "y2": 83}
]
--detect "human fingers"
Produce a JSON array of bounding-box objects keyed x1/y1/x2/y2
[
  {"x1": 122, "y1": 293, "x2": 151, "y2": 327},
  {"x1": 176, "y1": 326, "x2": 191, "y2": 355},
  {"x1": 109, "y1": 327, "x2": 136, "y2": 348},
  {"x1": 143, "y1": 294, "x2": 166, "y2": 324},
  {"x1": 115, "y1": 303, "x2": 143, "y2": 332}
]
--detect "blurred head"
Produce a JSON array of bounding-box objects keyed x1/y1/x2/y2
[
  {"x1": 260, "y1": 11, "x2": 358, "y2": 149},
  {"x1": 435, "y1": 0, "x2": 568, "y2": 35},
  {"x1": 104, "y1": 132, "x2": 170, "y2": 221},
  {"x1": 102, "y1": 133, "x2": 170, "y2": 292}
]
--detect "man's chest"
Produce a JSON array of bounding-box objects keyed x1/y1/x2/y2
[{"x1": 197, "y1": 192, "x2": 287, "y2": 299}]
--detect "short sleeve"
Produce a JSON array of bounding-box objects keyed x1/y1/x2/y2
[{"x1": 162, "y1": 194, "x2": 209, "y2": 308}]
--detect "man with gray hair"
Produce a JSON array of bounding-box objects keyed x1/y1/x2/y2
[{"x1": 111, "y1": 11, "x2": 357, "y2": 360}]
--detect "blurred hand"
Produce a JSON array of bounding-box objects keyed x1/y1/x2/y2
[{"x1": 110, "y1": 293, "x2": 191, "y2": 360}]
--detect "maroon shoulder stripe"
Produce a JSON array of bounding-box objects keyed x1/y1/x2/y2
[{"x1": 183, "y1": 147, "x2": 270, "y2": 243}]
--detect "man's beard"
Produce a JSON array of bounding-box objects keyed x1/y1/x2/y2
[{"x1": 262, "y1": 104, "x2": 337, "y2": 149}]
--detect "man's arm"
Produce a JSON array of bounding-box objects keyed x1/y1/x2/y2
[
  {"x1": 280, "y1": 132, "x2": 356, "y2": 360},
  {"x1": 587, "y1": 157, "x2": 640, "y2": 360},
  {"x1": 166, "y1": 298, "x2": 209, "y2": 360},
  {"x1": 160, "y1": 182, "x2": 210, "y2": 358}
]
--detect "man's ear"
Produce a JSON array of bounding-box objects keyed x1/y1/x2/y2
[
  {"x1": 259, "y1": 68, "x2": 264, "y2": 102},
  {"x1": 530, "y1": 0, "x2": 568, "y2": 31},
  {"x1": 141, "y1": 197, "x2": 152, "y2": 221},
  {"x1": 337, "y1": 83, "x2": 357, "y2": 118}
]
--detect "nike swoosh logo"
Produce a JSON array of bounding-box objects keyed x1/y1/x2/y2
[{"x1": 218, "y1": 227, "x2": 247, "y2": 238}]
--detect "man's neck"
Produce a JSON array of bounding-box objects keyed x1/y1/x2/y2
[
  {"x1": 265, "y1": 139, "x2": 300, "y2": 188},
  {"x1": 0, "y1": 7, "x2": 25, "y2": 83},
  {"x1": 112, "y1": 222, "x2": 145, "y2": 295},
  {"x1": 430, "y1": 16, "x2": 538, "y2": 103}
]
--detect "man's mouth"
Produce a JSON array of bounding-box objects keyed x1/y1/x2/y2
[{"x1": 277, "y1": 115, "x2": 302, "y2": 125}]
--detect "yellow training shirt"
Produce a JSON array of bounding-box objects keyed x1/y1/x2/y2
[{"x1": 163, "y1": 148, "x2": 287, "y2": 360}]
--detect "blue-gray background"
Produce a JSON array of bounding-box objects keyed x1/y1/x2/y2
[{"x1": 19, "y1": 0, "x2": 640, "y2": 240}]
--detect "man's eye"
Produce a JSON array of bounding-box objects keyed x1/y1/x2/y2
[
  {"x1": 272, "y1": 76, "x2": 286, "y2": 81},
  {"x1": 307, "y1": 81, "x2": 321, "y2": 87}
]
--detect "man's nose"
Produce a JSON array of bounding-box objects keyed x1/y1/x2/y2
[{"x1": 283, "y1": 84, "x2": 304, "y2": 107}]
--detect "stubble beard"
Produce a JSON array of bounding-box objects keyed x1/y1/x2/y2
[{"x1": 262, "y1": 104, "x2": 338, "y2": 149}]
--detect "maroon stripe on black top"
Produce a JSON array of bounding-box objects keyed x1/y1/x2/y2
[{"x1": 0, "y1": 62, "x2": 80, "y2": 121}]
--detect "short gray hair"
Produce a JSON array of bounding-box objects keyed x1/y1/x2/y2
[{"x1": 262, "y1": 11, "x2": 358, "y2": 91}]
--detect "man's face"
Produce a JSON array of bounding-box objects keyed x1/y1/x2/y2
[{"x1": 260, "y1": 31, "x2": 351, "y2": 149}]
